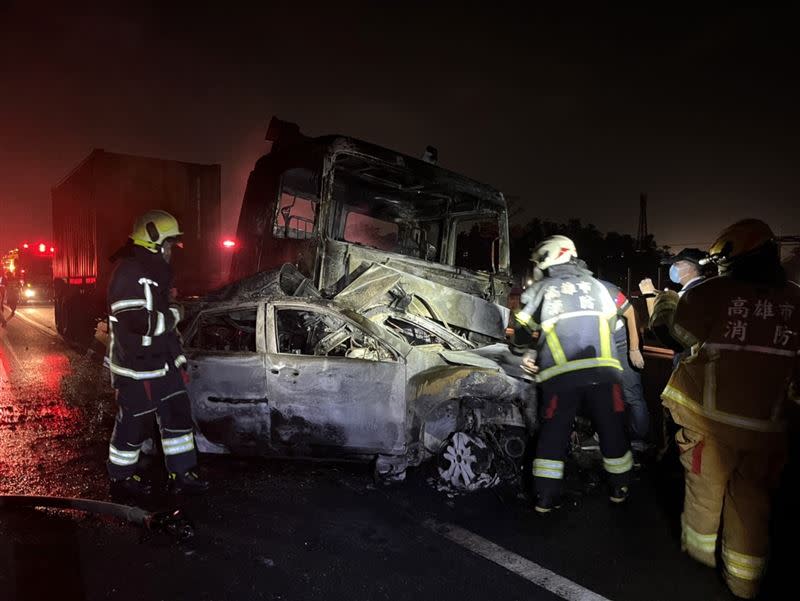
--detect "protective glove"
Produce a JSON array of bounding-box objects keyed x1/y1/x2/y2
[
  {"x1": 521, "y1": 350, "x2": 539, "y2": 375},
  {"x1": 638, "y1": 278, "x2": 656, "y2": 296},
  {"x1": 629, "y1": 349, "x2": 645, "y2": 369}
]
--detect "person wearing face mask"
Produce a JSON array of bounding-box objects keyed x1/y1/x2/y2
[
  {"x1": 513, "y1": 235, "x2": 632, "y2": 513},
  {"x1": 640, "y1": 248, "x2": 706, "y2": 315},
  {"x1": 641, "y1": 248, "x2": 707, "y2": 370},
  {"x1": 104, "y1": 210, "x2": 208, "y2": 498}
]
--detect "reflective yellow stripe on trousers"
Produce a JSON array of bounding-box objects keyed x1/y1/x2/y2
[
  {"x1": 602, "y1": 451, "x2": 633, "y2": 474},
  {"x1": 682, "y1": 513, "x2": 717, "y2": 555},
  {"x1": 532, "y1": 458, "x2": 564, "y2": 479},
  {"x1": 722, "y1": 542, "x2": 767, "y2": 581}
]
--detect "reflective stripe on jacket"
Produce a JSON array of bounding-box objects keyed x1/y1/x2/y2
[
  {"x1": 516, "y1": 263, "x2": 622, "y2": 383},
  {"x1": 105, "y1": 244, "x2": 182, "y2": 381},
  {"x1": 657, "y1": 276, "x2": 800, "y2": 449}
]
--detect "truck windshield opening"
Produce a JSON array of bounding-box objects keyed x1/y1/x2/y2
[{"x1": 332, "y1": 154, "x2": 494, "y2": 264}]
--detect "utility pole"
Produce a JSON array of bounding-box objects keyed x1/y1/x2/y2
[{"x1": 636, "y1": 193, "x2": 648, "y2": 252}]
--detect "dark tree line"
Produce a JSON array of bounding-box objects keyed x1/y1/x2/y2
[{"x1": 508, "y1": 217, "x2": 671, "y2": 297}]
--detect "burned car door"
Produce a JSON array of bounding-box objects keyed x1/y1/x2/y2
[
  {"x1": 183, "y1": 304, "x2": 271, "y2": 453},
  {"x1": 265, "y1": 301, "x2": 407, "y2": 457}
]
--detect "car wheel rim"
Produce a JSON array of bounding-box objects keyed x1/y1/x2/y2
[{"x1": 438, "y1": 431, "x2": 498, "y2": 491}]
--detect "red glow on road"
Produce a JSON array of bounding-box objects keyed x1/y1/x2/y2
[{"x1": 40, "y1": 353, "x2": 71, "y2": 394}]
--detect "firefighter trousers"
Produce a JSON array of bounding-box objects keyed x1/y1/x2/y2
[
  {"x1": 107, "y1": 368, "x2": 198, "y2": 480},
  {"x1": 533, "y1": 379, "x2": 632, "y2": 497},
  {"x1": 676, "y1": 428, "x2": 787, "y2": 599}
]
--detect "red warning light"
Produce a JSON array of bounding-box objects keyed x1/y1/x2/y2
[
  {"x1": 222, "y1": 239, "x2": 237, "y2": 249},
  {"x1": 38, "y1": 243, "x2": 46, "y2": 253},
  {"x1": 50, "y1": 246, "x2": 55, "y2": 253},
  {"x1": 23, "y1": 242, "x2": 29, "y2": 249}
]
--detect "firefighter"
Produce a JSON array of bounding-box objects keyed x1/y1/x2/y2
[
  {"x1": 105, "y1": 209, "x2": 208, "y2": 497},
  {"x1": 1, "y1": 271, "x2": 20, "y2": 325},
  {"x1": 515, "y1": 235, "x2": 633, "y2": 513},
  {"x1": 651, "y1": 219, "x2": 800, "y2": 599}
]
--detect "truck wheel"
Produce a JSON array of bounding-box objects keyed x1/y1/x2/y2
[
  {"x1": 63, "y1": 296, "x2": 92, "y2": 346},
  {"x1": 55, "y1": 298, "x2": 66, "y2": 335}
]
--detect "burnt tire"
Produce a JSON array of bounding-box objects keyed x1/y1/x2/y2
[
  {"x1": 437, "y1": 431, "x2": 499, "y2": 491},
  {"x1": 55, "y1": 297, "x2": 67, "y2": 336}
]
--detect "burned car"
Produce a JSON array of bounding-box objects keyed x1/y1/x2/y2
[{"x1": 181, "y1": 266, "x2": 535, "y2": 489}]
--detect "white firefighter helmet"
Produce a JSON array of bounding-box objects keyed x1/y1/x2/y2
[{"x1": 531, "y1": 235, "x2": 578, "y2": 271}]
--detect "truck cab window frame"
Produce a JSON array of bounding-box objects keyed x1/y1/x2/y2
[
  {"x1": 273, "y1": 167, "x2": 320, "y2": 240},
  {"x1": 451, "y1": 213, "x2": 503, "y2": 273},
  {"x1": 329, "y1": 153, "x2": 447, "y2": 261}
]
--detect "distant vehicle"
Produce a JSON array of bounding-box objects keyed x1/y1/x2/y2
[
  {"x1": 51, "y1": 150, "x2": 225, "y2": 344},
  {"x1": 2, "y1": 243, "x2": 54, "y2": 303},
  {"x1": 230, "y1": 118, "x2": 514, "y2": 345},
  {"x1": 181, "y1": 265, "x2": 534, "y2": 488}
]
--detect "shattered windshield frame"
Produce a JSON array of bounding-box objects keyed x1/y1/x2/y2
[{"x1": 328, "y1": 153, "x2": 507, "y2": 272}]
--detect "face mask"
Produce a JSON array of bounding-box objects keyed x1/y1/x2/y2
[{"x1": 669, "y1": 264, "x2": 681, "y2": 283}]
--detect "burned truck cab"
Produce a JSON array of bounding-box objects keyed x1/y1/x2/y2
[{"x1": 230, "y1": 118, "x2": 513, "y2": 344}]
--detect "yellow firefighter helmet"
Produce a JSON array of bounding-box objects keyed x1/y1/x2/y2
[
  {"x1": 130, "y1": 210, "x2": 183, "y2": 251},
  {"x1": 531, "y1": 235, "x2": 578, "y2": 270},
  {"x1": 706, "y1": 219, "x2": 774, "y2": 266}
]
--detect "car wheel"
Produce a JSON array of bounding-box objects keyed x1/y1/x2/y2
[{"x1": 437, "y1": 431, "x2": 499, "y2": 491}]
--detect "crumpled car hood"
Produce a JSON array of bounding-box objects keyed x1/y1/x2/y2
[
  {"x1": 436, "y1": 343, "x2": 533, "y2": 381},
  {"x1": 333, "y1": 263, "x2": 510, "y2": 342}
]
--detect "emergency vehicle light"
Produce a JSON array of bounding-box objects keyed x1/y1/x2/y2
[{"x1": 222, "y1": 239, "x2": 237, "y2": 249}]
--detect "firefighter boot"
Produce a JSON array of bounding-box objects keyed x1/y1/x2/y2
[
  {"x1": 534, "y1": 492, "x2": 563, "y2": 514},
  {"x1": 168, "y1": 470, "x2": 209, "y2": 495},
  {"x1": 609, "y1": 484, "x2": 630, "y2": 504},
  {"x1": 110, "y1": 474, "x2": 153, "y2": 500}
]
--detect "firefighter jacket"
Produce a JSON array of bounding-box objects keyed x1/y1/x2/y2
[
  {"x1": 653, "y1": 276, "x2": 800, "y2": 450},
  {"x1": 105, "y1": 244, "x2": 186, "y2": 382},
  {"x1": 515, "y1": 263, "x2": 622, "y2": 385}
]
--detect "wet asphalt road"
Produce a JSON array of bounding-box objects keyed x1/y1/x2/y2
[{"x1": 1, "y1": 304, "x2": 797, "y2": 601}]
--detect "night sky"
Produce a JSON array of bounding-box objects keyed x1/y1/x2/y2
[{"x1": 1, "y1": 2, "x2": 798, "y2": 255}]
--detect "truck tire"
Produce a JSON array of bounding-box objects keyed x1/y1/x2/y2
[
  {"x1": 63, "y1": 296, "x2": 94, "y2": 347},
  {"x1": 54, "y1": 297, "x2": 66, "y2": 336}
]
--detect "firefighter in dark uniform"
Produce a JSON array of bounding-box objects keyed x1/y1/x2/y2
[
  {"x1": 105, "y1": 209, "x2": 208, "y2": 497},
  {"x1": 515, "y1": 235, "x2": 633, "y2": 512}
]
